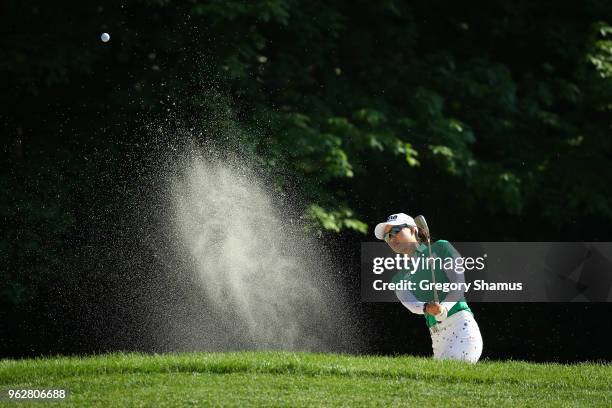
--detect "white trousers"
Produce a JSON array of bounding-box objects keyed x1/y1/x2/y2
[{"x1": 430, "y1": 310, "x2": 483, "y2": 363}]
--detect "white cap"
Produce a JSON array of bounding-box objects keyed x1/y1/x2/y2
[{"x1": 374, "y1": 213, "x2": 417, "y2": 240}]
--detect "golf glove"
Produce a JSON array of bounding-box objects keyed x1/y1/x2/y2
[{"x1": 434, "y1": 304, "x2": 448, "y2": 322}]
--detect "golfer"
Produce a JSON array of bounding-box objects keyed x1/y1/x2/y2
[{"x1": 374, "y1": 213, "x2": 483, "y2": 363}]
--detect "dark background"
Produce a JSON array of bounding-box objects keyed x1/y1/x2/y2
[{"x1": 2, "y1": 1, "x2": 611, "y2": 362}]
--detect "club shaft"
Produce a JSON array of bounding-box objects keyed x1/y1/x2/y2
[{"x1": 426, "y1": 238, "x2": 439, "y2": 303}]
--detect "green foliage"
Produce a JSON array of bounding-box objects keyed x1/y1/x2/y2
[
  {"x1": 305, "y1": 204, "x2": 367, "y2": 235},
  {"x1": 588, "y1": 22, "x2": 612, "y2": 79}
]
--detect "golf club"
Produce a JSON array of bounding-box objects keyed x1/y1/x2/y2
[{"x1": 415, "y1": 215, "x2": 439, "y2": 304}]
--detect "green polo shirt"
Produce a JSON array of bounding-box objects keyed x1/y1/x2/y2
[{"x1": 393, "y1": 240, "x2": 472, "y2": 328}]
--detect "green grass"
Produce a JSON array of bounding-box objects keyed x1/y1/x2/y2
[{"x1": 1, "y1": 352, "x2": 610, "y2": 407}]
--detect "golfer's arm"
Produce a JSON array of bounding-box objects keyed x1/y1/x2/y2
[{"x1": 395, "y1": 289, "x2": 426, "y2": 315}]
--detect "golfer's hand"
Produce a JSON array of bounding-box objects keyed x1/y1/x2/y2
[{"x1": 425, "y1": 302, "x2": 442, "y2": 315}]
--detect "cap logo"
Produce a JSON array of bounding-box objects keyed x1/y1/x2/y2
[{"x1": 387, "y1": 215, "x2": 397, "y2": 221}]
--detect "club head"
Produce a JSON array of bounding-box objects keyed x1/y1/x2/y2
[{"x1": 414, "y1": 215, "x2": 429, "y2": 235}]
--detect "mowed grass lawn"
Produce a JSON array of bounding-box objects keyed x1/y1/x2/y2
[{"x1": 1, "y1": 352, "x2": 611, "y2": 407}]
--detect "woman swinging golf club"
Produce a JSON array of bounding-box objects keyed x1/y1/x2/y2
[{"x1": 374, "y1": 213, "x2": 483, "y2": 363}]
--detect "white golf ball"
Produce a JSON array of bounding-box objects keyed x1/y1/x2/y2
[{"x1": 101, "y1": 33, "x2": 110, "y2": 42}]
